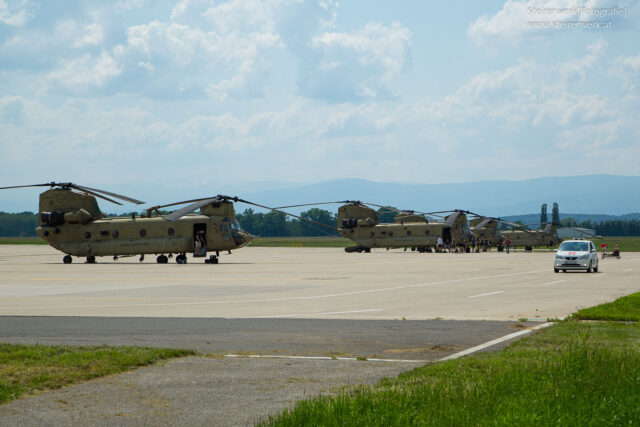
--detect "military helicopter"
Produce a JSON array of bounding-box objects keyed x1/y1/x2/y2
[
  {"x1": 469, "y1": 217, "x2": 504, "y2": 248},
  {"x1": 500, "y1": 222, "x2": 563, "y2": 251},
  {"x1": 275, "y1": 201, "x2": 474, "y2": 253},
  {"x1": 0, "y1": 182, "x2": 254, "y2": 264}
]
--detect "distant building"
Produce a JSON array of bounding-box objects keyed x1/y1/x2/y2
[{"x1": 557, "y1": 227, "x2": 596, "y2": 239}]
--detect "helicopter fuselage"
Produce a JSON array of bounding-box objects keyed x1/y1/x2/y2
[
  {"x1": 500, "y1": 229, "x2": 562, "y2": 248},
  {"x1": 37, "y1": 214, "x2": 251, "y2": 257},
  {"x1": 34, "y1": 188, "x2": 252, "y2": 260}
]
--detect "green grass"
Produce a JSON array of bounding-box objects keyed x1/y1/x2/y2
[
  {"x1": 3, "y1": 235, "x2": 640, "y2": 251},
  {"x1": 573, "y1": 292, "x2": 640, "y2": 322},
  {"x1": 260, "y1": 295, "x2": 640, "y2": 426},
  {"x1": 0, "y1": 237, "x2": 46, "y2": 245},
  {"x1": 250, "y1": 236, "x2": 350, "y2": 248},
  {"x1": 0, "y1": 344, "x2": 194, "y2": 404},
  {"x1": 591, "y1": 236, "x2": 640, "y2": 253}
]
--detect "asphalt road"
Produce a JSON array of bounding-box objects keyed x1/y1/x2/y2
[
  {"x1": 0, "y1": 316, "x2": 528, "y2": 360},
  {"x1": 1, "y1": 245, "x2": 638, "y2": 425},
  {"x1": 1, "y1": 246, "x2": 638, "y2": 321}
]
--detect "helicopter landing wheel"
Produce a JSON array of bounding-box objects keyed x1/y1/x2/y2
[
  {"x1": 86, "y1": 256, "x2": 96, "y2": 264},
  {"x1": 205, "y1": 255, "x2": 218, "y2": 264},
  {"x1": 139, "y1": 254, "x2": 145, "y2": 262},
  {"x1": 176, "y1": 254, "x2": 187, "y2": 264},
  {"x1": 157, "y1": 255, "x2": 168, "y2": 264},
  {"x1": 364, "y1": 248, "x2": 371, "y2": 253},
  {"x1": 63, "y1": 255, "x2": 72, "y2": 264}
]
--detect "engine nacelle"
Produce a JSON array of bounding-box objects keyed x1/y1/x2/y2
[{"x1": 40, "y1": 211, "x2": 65, "y2": 226}]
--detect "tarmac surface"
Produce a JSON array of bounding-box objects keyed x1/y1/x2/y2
[
  {"x1": 2, "y1": 246, "x2": 638, "y2": 321},
  {"x1": 1, "y1": 245, "x2": 639, "y2": 425}
]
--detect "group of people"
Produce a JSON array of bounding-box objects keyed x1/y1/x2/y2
[{"x1": 433, "y1": 237, "x2": 515, "y2": 254}]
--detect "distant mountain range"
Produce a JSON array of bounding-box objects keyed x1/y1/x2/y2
[
  {"x1": 241, "y1": 174, "x2": 640, "y2": 217},
  {"x1": 1, "y1": 174, "x2": 639, "y2": 218}
]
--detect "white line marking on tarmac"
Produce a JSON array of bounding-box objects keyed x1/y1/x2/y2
[
  {"x1": 438, "y1": 322, "x2": 553, "y2": 362},
  {"x1": 468, "y1": 291, "x2": 504, "y2": 298},
  {"x1": 543, "y1": 280, "x2": 566, "y2": 286},
  {"x1": 223, "y1": 354, "x2": 428, "y2": 363},
  {"x1": 251, "y1": 309, "x2": 384, "y2": 318},
  {"x1": 623, "y1": 268, "x2": 633, "y2": 272},
  {"x1": 0, "y1": 268, "x2": 549, "y2": 311},
  {"x1": 222, "y1": 322, "x2": 558, "y2": 365}
]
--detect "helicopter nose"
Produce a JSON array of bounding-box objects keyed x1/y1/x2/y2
[{"x1": 240, "y1": 232, "x2": 254, "y2": 247}]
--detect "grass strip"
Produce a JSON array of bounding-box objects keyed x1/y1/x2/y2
[
  {"x1": 250, "y1": 237, "x2": 350, "y2": 248},
  {"x1": 0, "y1": 237, "x2": 47, "y2": 245},
  {"x1": 591, "y1": 236, "x2": 640, "y2": 253},
  {"x1": 261, "y1": 313, "x2": 640, "y2": 425},
  {"x1": 3, "y1": 235, "x2": 640, "y2": 251},
  {"x1": 573, "y1": 292, "x2": 640, "y2": 322},
  {"x1": 0, "y1": 344, "x2": 194, "y2": 404}
]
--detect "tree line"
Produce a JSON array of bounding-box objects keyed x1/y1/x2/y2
[
  {"x1": 1, "y1": 209, "x2": 639, "y2": 237},
  {"x1": 560, "y1": 218, "x2": 640, "y2": 236}
]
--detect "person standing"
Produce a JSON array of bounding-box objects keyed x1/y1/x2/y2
[{"x1": 504, "y1": 238, "x2": 512, "y2": 254}]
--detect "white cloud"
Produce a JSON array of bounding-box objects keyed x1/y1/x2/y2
[
  {"x1": 618, "y1": 54, "x2": 640, "y2": 73},
  {"x1": 47, "y1": 51, "x2": 122, "y2": 90},
  {"x1": 300, "y1": 22, "x2": 412, "y2": 101},
  {"x1": 468, "y1": 0, "x2": 626, "y2": 46},
  {"x1": 0, "y1": 0, "x2": 37, "y2": 26},
  {"x1": 72, "y1": 22, "x2": 104, "y2": 48}
]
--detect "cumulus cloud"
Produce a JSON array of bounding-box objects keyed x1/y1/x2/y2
[
  {"x1": 468, "y1": 0, "x2": 628, "y2": 46},
  {"x1": 0, "y1": 0, "x2": 37, "y2": 26},
  {"x1": 72, "y1": 22, "x2": 104, "y2": 48},
  {"x1": 47, "y1": 51, "x2": 122, "y2": 91},
  {"x1": 1, "y1": 1, "x2": 410, "y2": 102},
  {"x1": 299, "y1": 22, "x2": 412, "y2": 101}
]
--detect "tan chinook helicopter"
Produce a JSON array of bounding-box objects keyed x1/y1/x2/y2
[
  {"x1": 469, "y1": 217, "x2": 504, "y2": 247},
  {"x1": 500, "y1": 223, "x2": 563, "y2": 250},
  {"x1": 276, "y1": 201, "x2": 474, "y2": 253},
  {"x1": 0, "y1": 182, "x2": 255, "y2": 264}
]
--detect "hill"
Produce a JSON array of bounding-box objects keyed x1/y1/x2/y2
[{"x1": 242, "y1": 174, "x2": 640, "y2": 217}]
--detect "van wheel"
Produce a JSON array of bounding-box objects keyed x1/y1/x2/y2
[
  {"x1": 587, "y1": 263, "x2": 592, "y2": 273},
  {"x1": 554, "y1": 268, "x2": 559, "y2": 273},
  {"x1": 593, "y1": 264, "x2": 598, "y2": 273}
]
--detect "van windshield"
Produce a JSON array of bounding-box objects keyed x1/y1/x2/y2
[{"x1": 559, "y1": 241, "x2": 589, "y2": 252}]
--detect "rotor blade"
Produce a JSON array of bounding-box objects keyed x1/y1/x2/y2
[
  {"x1": 235, "y1": 198, "x2": 340, "y2": 233},
  {"x1": 153, "y1": 197, "x2": 218, "y2": 210},
  {"x1": 273, "y1": 201, "x2": 350, "y2": 209},
  {"x1": 0, "y1": 183, "x2": 54, "y2": 190},
  {"x1": 564, "y1": 226, "x2": 601, "y2": 239},
  {"x1": 164, "y1": 197, "x2": 220, "y2": 222},
  {"x1": 73, "y1": 184, "x2": 145, "y2": 205},
  {"x1": 473, "y1": 218, "x2": 493, "y2": 229},
  {"x1": 76, "y1": 188, "x2": 122, "y2": 205},
  {"x1": 444, "y1": 211, "x2": 461, "y2": 227}
]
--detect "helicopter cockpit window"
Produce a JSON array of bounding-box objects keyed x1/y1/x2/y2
[{"x1": 230, "y1": 222, "x2": 240, "y2": 232}]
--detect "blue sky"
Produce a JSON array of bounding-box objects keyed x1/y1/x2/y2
[{"x1": 1, "y1": 0, "x2": 639, "y2": 210}]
